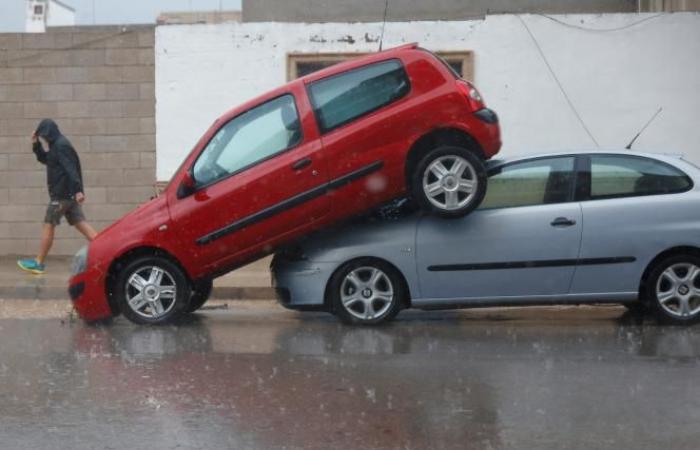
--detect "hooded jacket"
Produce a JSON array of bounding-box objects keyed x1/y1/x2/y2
[{"x1": 33, "y1": 119, "x2": 84, "y2": 201}]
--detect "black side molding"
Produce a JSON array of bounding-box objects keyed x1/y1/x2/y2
[
  {"x1": 196, "y1": 161, "x2": 384, "y2": 245},
  {"x1": 428, "y1": 257, "x2": 636, "y2": 272}
]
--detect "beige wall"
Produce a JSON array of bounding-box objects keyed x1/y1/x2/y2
[{"x1": 0, "y1": 25, "x2": 155, "y2": 256}]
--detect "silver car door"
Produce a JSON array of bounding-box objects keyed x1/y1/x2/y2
[
  {"x1": 571, "y1": 154, "x2": 697, "y2": 296},
  {"x1": 416, "y1": 156, "x2": 582, "y2": 301}
]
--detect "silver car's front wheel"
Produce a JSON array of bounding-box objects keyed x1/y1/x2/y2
[
  {"x1": 648, "y1": 255, "x2": 700, "y2": 325},
  {"x1": 330, "y1": 259, "x2": 406, "y2": 325},
  {"x1": 340, "y1": 266, "x2": 395, "y2": 321}
]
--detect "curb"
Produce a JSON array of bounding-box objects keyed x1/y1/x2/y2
[{"x1": 0, "y1": 286, "x2": 276, "y2": 301}]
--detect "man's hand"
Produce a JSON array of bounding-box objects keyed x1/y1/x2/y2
[
  {"x1": 75, "y1": 192, "x2": 85, "y2": 204},
  {"x1": 31, "y1": 131, "x2": 37, "y2": 144}
]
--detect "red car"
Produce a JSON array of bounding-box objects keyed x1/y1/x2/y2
[{"x1": 69, "y1": 43, "x2": 501, "y2": 324}]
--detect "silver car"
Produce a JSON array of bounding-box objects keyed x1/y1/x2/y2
[{"x1": 271, "y1": 150, "x2": 700, "y2": 325}]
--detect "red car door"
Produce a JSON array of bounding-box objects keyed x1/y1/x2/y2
[
  {"x1": 305, "y1": 57, "x2": 424, "y2": 217},
  {"x1": 168, "y1": 85, "x2": 328, "y2": 276}
]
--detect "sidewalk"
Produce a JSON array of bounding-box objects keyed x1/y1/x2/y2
[{"x1": 0, "y1": 255, "x2": 275, "y2": 300}]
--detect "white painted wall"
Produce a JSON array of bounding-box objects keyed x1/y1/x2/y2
[
  {"x1": 47, "y1": 0, "x2": 76, "y2": 27},
  {"x1": 156, "y1": 13, "x2": 700, "y2": 181}
]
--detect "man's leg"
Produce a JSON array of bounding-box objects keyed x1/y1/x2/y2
[
  {"x1": 74, "y1": 221, "x2": 97, "y2": 241},
  {"x1": 36, "y1": 223, "x2": 55, "y2": 265}
]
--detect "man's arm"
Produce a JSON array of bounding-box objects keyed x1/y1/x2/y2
[
  {"x1": 32, "y1": 134, "x2": 47, "y2": 164},
  {"x1": 55, "y1": 146, "x2": 84, "y2": 198}
]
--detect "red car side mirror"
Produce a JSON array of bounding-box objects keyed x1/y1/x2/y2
[{"x1": 177, "y1": 170, "x2": 196, "y2": 199}]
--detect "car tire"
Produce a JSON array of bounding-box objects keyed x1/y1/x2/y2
[
  {"x1": 411, "y1": 146, "x2": 487, "y2": 218},
  {"x1": 328, "y1": 258, "x2": 406, "y2": 325},
  {"x1": 114, "y1": 256, "x2": 191, "y2": 325},
  {"x1": 187, "y1": 279, "x2": 213, "y2": 313},
  {"x1": 645, "y1": 254, "x2": 700, "y2": 325}
]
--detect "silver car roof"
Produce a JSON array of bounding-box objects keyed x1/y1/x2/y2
[{"x1": 487, "y1": 148, "x2": 691, "y2": 170}]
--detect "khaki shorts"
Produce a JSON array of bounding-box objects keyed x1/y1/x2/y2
[{"x1": 44, "y1": 200, "x2": 86, "y2": 226}]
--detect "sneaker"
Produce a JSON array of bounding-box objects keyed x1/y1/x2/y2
[{"x1": 17, "y1": 258, "x2": 45, "y2": 275}]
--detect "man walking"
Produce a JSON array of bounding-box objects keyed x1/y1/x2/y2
[{"x1": 17, "y1": 119, "x2": 97, "y2": 275}]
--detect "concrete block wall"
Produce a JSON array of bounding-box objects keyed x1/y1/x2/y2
[{"x1": 0, "y1": 25, "x2": 156, "y2": 256}]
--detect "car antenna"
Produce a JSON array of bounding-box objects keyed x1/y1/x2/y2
[
  {"x1": 626, "y1": 107, "x2": 663, "y2": 149},
  {"x1": 378, "y1": 0, "x2": 389, "y2": 51}
]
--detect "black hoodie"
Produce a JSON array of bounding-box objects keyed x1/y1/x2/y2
[{"x1": 33, "y1": 119, "x2": 84, "y2": 201}]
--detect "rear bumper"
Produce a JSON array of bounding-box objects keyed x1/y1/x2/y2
[
  {"x1": 69, "y1": 266, "x2": 113, "y2": 322},
  {"x1": 467, "y1": 108, "x2": 502, "y2": 159}
]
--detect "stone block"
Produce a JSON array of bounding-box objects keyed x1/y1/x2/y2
[
  {"x1": 139, "y1": 117, "x2": 155, "y2": 134},
  {"x1": 39, "y1": 83, "x2": 72, "y2": 101},
  {"x1": 80, "y1": 152, "x2": 140, "y2": 169},
  {"x1": 105, "y1": 83, "x2": 139, "y2": 100},
  {"x1": 105, "y1": 117, "x2": 140, "y2": 135},
  {"x1": 139, "y1": 152, "x2": 155, "y2": 168},
  {"x1": 23, "y1": 67, "x2": 58, "y2": 84},
  {"x1": 105, "y1": 49, "x2": 140, "y2": 66},
  {"x1": 89, "y1": 135, "x2": 128, "y2": 152},
  {"x1": 0, "y1": 84, "x2": 42, "y2": 102},
  {"x1": 0, "y1": 68, "x2": 23, "y2": 84},
  {"x1": 138, "y1": 83, "x2": 155, "y2": 100},
  {"x1": 0, "y1": 204, "x2": 46, "y2": 221},
  {"x1": 121, "y1": 66, "x2": 153, "y2": 83},
  {"x1": 0, "y1": 118, "x2": 42, "y2": 137},
  {"x1": 107, "y1": 186, "x2": 154, "y2": 203},
  {"x1": 70, "y1": 49, "x2": 106, "y2": 67},
  {"x1": 123, "y1": 168, "x2": 156, "y2": 186},
  {"x1": 0, "y1": 102, "x2": 23, "y2": 119},
  {"x1": 72, "y1": 83, "x2": 106, "y2": 101},
  {"x1": 122, "y1": 100, "x2": 154, "y2": 118},
  {"x1": 23, "y1": 102, "x2": 59, "y2": 119},
  {"x1": 9, "y1": 153, "x2": 43, "y2": 170},
  {"x1": 62, "y1": 118, "x2": 107, "y2": 135},
  {"x1": 0, "y1": 35, "x2": 22, "y2": 50},
  {"x1": 83, "y1": 169, "x2": 124, "y2": 187},
  {"x1": 8, "y1": 187, "x2": 46, "y2": 204}
]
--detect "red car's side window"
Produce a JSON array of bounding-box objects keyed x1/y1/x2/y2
[
  {"x1": 192, "y1": 95, "x2": 302, "y2": 187},
  {"x1": 307, "y1": 59, "x2": 410, "y2": 134}
]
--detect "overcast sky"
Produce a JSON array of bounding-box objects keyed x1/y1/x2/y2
[{"x1": 0, "y1": 0, "x2": 242, "y2": 32}]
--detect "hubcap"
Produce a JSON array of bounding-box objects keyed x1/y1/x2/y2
[
  {"x1": 422, "y1": 155, "x2": 478, "y2": 211},
  {"x1": 656, "y1": 263, "x2": 700, "y2": 318},
  {"x1": 125, "y1": 265, "x2": 177, "y2": 319},
  {"x1": 340, "y1": 266, "x2": 394, "y2": 321}
]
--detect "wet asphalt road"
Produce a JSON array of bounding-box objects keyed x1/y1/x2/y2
[{"x1": 0, "y1": 303, "x2": 699, "y2": 450}]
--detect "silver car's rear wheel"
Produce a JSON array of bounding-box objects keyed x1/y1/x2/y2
[
  {"x1": 329, "y1": 258, "x2": 406, "y2": 325},
  {"x1": 340, "y1": 266, "x2": 395, "y2": 321},
  {"x1": 655, "y1": 263, "x2": 700, "y2": 318}
]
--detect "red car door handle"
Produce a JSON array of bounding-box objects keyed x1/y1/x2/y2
[{"x1": 291, "y1": 158, "x2": 312, "y2": 171}]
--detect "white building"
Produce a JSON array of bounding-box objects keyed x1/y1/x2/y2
[
  {"x1": 25, "y1": 0, "x2": 76, "y2": 33},
  {"x1": 155, "y1": 13, "x2": 700, "y2": 181}
]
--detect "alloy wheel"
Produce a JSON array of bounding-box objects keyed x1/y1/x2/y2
[
  {"x1": 422, "y1": 155, "x2": 478, "y2": 211},
  {"x1": 656, "y1": 263, "x2": 700, "y2": 318},
  {"x1": 125, "y1": 265, "x2": 178, "y2": 320},
  {"x1": 340, "y1": 266, "x2": 395, "y2": 321}
]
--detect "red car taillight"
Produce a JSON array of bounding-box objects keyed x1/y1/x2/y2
[{"x1": 456, "y1": 80, "x2": 486, "y2": 111}]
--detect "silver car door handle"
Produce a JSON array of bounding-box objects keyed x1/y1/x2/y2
[{"x1": 551, "y1": 217, "x2": 577, "y2": 227}]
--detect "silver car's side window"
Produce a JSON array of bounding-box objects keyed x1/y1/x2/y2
[
  {"x1": 480, "y1": 157, "x2": 575, "y2": 209},
  {"x1": 590, "y1": 156, "x2": 692, "y2": 200}
]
